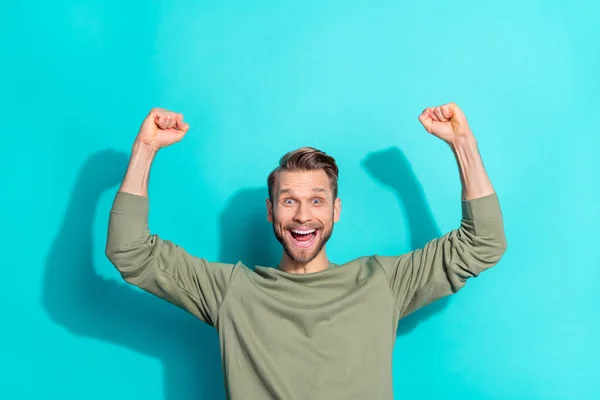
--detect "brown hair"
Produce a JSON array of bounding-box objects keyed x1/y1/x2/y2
[{"x1": 267, "y1": 147, "x2": 339, "y2": 201}]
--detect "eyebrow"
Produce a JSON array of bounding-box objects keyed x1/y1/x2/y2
[{"x1": 279, "y1": 187, "x2": 327, "y2": 196}]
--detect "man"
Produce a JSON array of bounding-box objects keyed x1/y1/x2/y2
[{"x1": 106, "y1": 103, "x2": 506, "y2": 399}]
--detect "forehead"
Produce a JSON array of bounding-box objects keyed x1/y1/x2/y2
[{"x1": 276, "y1": 170, "x2": 331, "y2": 196}]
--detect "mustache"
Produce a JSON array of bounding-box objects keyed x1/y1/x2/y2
[{"x1": 286, "y1": 224, "x2": 321, "y2": 230}]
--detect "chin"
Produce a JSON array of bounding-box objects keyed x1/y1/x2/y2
[
  {"x1": 288, "y1": 250, "x2": 320, "y2": 265},
  {"x1": 285, "y1": 239, "x2": 329, "y2": 266}
]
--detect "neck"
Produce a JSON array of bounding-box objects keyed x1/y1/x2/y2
[{"x1": 278, "y1": 248, "x2": 330, "y2": 274}]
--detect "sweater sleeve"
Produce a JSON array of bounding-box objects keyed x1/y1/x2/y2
[
  {"x1": 374, "y1": 192, "x2": 507, "y2": 320},
  {"x1": 105, "y1": 191, "x2": 236, "y2": 327}
]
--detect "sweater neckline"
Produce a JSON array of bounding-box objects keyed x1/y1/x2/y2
[{"x1": 254, "y1": 262, "x2": 338, "y2": 279}]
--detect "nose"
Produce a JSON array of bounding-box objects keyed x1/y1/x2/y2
[{"x1": 293, "y1": 202, "x2": 312, "y2": 223}]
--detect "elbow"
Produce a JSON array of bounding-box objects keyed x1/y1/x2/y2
[
  {"x1": 105, "y1": 242, "x2": 126, "y2": 275},
  {"x1": 499, "y1": 234, "x2": 508, "y2": 259},
  {"x1": 485, "y1": 231, "x2": 507, "y2": 266},
  {"x1": 105, "y1": 238, "x2": 151, "y2": 281},
  {"x1": 104, "y1": 236, "x2": 123, "y2": 267},
  {"x1": 104, "y1": 244, "x2": 121, "y2": 268},
  {"x1": 458, "y1": 221, "x2": 507, "y2": 267}
]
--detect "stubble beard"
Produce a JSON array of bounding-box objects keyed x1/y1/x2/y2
[{"x1": 272, "y1": 215, "x2": 334, "y2": 265}]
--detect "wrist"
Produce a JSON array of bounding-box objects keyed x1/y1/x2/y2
[
  {"x1": 448, "y1": 130, "x2": 477, "y2": 151},
  {"x1": 132, "y1": 139, "x2": 159, "y2": 156},
  {"x1": 448, "y1": 134, "x2": 479, "y2": 154}
]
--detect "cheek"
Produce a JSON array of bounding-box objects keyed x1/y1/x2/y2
[
  {"x1": 272, "y1": 210, "x2": 290, "y2": 226},
  {"x1": 317, "y1": 210, "x2": 334, "y2": 225}
]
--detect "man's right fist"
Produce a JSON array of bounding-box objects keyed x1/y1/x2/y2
[{"x1": 136, "y1": 108, "x2": 189, "y2": 150}]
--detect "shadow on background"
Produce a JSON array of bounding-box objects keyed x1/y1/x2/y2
[
  {"x1": 42, "y1": 150, "x2": 226, "y2": 400},
  {"x1": 218, "y1": 187, "x2": 281, "y2": 270},
  {"x1": 362, "y1": 146, "x2": 450, "y2": 337}
]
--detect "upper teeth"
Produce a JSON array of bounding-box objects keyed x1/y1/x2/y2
[{"x1": 292, "y1": 229, "x2": 315, "y2": 234}]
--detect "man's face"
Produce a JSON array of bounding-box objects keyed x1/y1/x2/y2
[{"x1": 267, "y1": 169, "x2": 341, "y2": 265}]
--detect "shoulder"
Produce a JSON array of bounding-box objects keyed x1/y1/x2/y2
[
  {"x1": 343, "y1": 255, "x2": 397, "y2": 269},
  {"x1": 339, "y1": 256, "x2": 392, "y2": 279},
  {"x1": 198, "y1": 260, "x2": 248, "y2": 286}
]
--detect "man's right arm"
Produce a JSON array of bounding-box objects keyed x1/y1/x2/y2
[{"x1": 105, "y1": 108, "x2": 236, "y2": 327}]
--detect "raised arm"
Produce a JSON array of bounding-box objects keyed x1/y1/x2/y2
[
  {"x1": 376, "y1": 103, "x2": 507, "y2": 320},
  {"x1": 105, "y1": 108, "x2": 236, "y2": 327}
]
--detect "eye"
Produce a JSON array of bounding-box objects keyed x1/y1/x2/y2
[
  {"x1": 283, "y1": 198, "x2": 295, "y2": 205},
  {"x1": 312, "y1": 198, "x2": 323, "y2": 204}
]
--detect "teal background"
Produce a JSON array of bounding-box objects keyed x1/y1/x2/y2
[{"x1": 2, "y1": 0, "x2": 599, "y2": 399}]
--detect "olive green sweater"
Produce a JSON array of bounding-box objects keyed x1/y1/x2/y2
[{"x1": 106, "y1": 191, "x2": 506, "y2": 399}]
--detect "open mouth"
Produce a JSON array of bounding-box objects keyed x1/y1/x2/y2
[{"x1": 288, "y1": 228, "x2": 319, "y2": 248}]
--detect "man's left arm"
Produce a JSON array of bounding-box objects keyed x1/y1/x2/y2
[{"x1": 375, "y1": 103, "x2": 507, "y2": 319}]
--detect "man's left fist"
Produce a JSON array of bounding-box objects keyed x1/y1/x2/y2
[{"x1": 418, "y1": 102, "x2": 474, "y2": 145}]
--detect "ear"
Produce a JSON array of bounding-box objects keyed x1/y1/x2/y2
[
  {"x1": 333, "y1": 197, "x2": 341, "y2": 223},
  {"x1": 266, "y1": 198, "x2": 273, "y2": 222}
]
